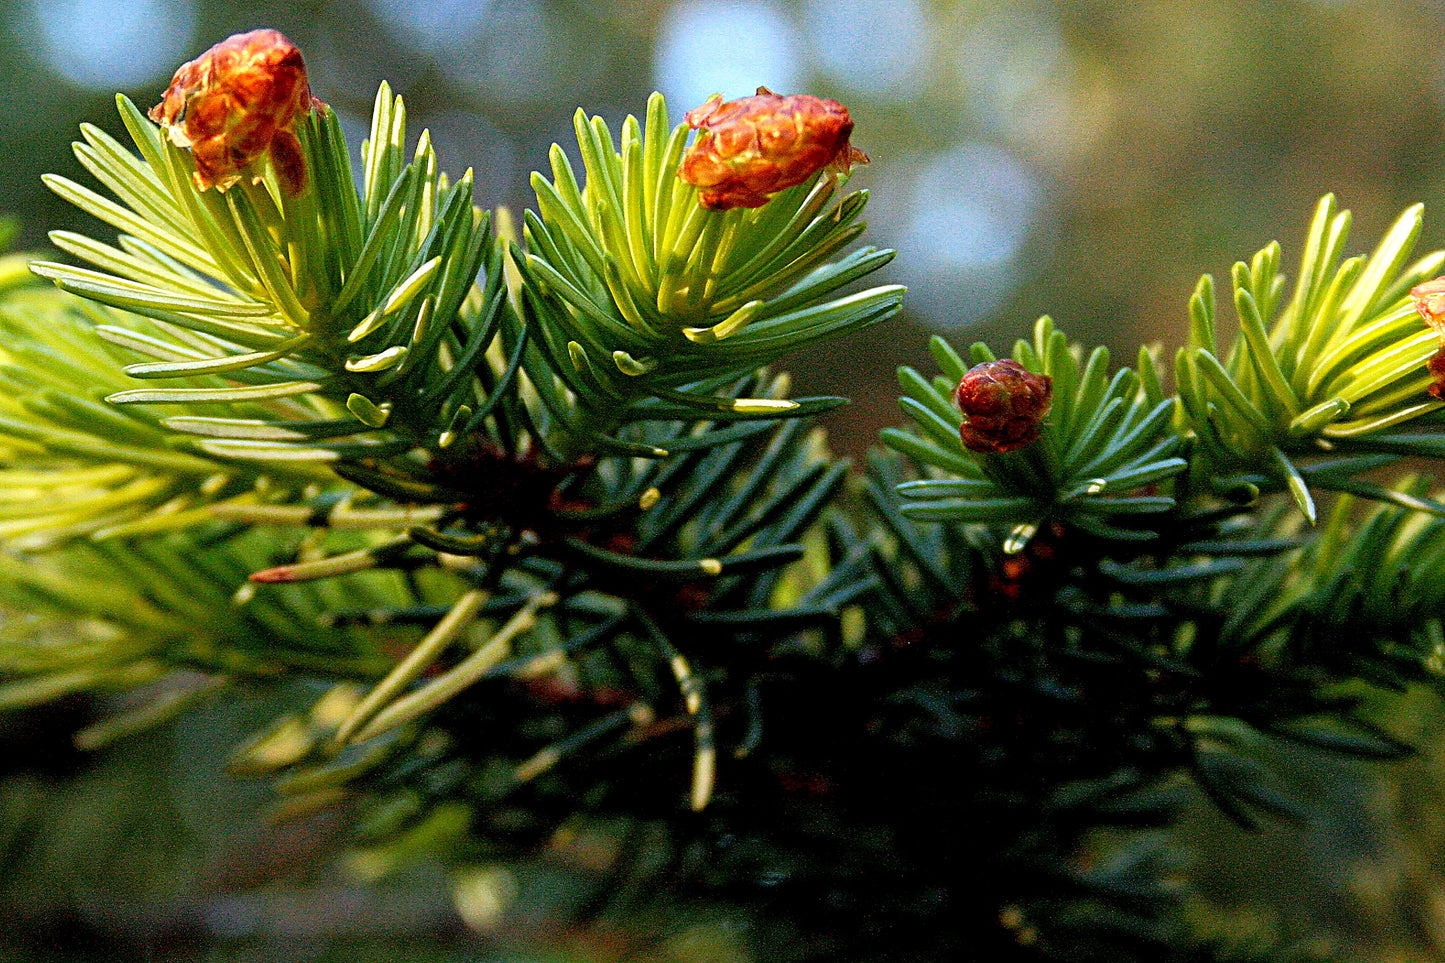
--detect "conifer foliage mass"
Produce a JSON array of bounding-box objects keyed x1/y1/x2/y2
[{"x1": 5, "y1": 27, "x2": 1445, "y2": 962}]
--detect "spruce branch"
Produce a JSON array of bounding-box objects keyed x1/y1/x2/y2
[
  {"x1": 31, "y1": 81, "x2": 508, "y2": 469},
  {"x1": 1176, "y1": 194, "x2": 1445, "y2": 520},
  {"x1": 519, "y1": 92, "x2": 904, "y2": 456},
  {"x1": 0, "y1": 526, "x2": 404, "y2": 713},
  {"x1": 14, "y1": 27, "x2": 1428, "y2": 960},
  {"x1": 0, "y1": 286, "x2": 329, "y2": 548},
  {"x1": 1208, "y1": 480, "x2": 1445, "y2": 687},
  {"x1": 884, "y1": 316, "x2": 1186, "y2": 550},
  {"x1": 161, "y1": 367, "x2": 861, "y2": 822}
]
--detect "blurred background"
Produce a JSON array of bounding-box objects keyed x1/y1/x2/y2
[{"x1": 7, "y1": 0, "x2": 1445, "y2": 960}]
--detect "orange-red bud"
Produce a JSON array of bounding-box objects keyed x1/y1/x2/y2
[
  {"x1": 953, "y1": 360, "x2": 1052, "y2": 454},
  {"x1": 1410, "y1": 276, "x2": 1445, "y2": 399},
  {"x1": 678, "y1": 86, "x2": 869, "y2": 211},
  {"x1": 149, "y1": 28, "x2": 322, "y2": 195}
]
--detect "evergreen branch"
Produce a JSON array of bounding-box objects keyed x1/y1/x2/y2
[
  {"x1": 0, "y1": 527, "x2": 408, "y2": 706},
  {"x1": 0, "y1": 291, "x2": 329, "y2": 547},
  {"x1": 1213, "y1": 483, "x2": 1445, "y2": 678},
  {"x1": 20, "y1": 39, "x2": 1437, "y2": 959},
  {"x1": 1177, "y1": 195, "x2": 1445, "y2": 517},
  {"x1": 521, "y1": 93, "x2": 903, "y2": 453},
  {"x1": 33, "y1": 86, "x2": 515, "y2": 478},
  {"x1": 886, "y1": 319, "x2": 1186, "y2": 549}
]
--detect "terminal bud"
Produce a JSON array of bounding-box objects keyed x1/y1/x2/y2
[
  {"x1": 150, "y1": 28, "x2": 321, "y2": 194},
  {"x1": 953, "y1": 360, "x2": 1053, "y2": 454},
  {"x1": 678, "y1": 87, "x2": 868, "y2": 211}
]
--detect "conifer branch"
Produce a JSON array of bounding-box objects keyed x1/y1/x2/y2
[{"x1": 12, "y1": 27, "x2": 1445, "y2": 960}]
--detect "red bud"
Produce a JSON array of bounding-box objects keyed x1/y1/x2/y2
[
  {"x1": 953, "y1": 360, "x2": 1052, "y2": 454},
  {"x1": 149, "y1": 29, "x2": 322, "y2": 194},
  {"x1": 678, "y1": 86, "x2": 869, "y2": 211}
]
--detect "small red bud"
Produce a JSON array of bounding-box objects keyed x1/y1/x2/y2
[
  {"x1": 1410, "y1": 276, "x2": 1445, "y2": 399},
  {"x1": 1428, "y1": 350, "x2": 1445, "y2": 400},
  {"x1": 678, "y1": 86, "x2": 869, "y2": 211},
  {"x1": 149, "y1": 29, "x2": 322, "y2": 195},
  {"x1": 953, "y1": 360, "x2": 1053, "y2": 454}
]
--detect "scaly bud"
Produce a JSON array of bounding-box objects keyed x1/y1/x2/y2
[
  {"x1": 678, "y1": 86, "x2": 869, "y2": 211},
  {"x1": 1410, "y1": 276, "x2": 1445, "y2": 399},
  {"x1": 1412, "y1": 276, "x2": 1445, "y2": 331},
  {"x1": 953, "y1": 360, "x2": 1053, "y2": 454},
  {"x1": 149, "y1": 28, "x2": 321, "y2": 195}
]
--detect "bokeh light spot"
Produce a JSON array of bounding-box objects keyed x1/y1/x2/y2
[
  {"x1": 906, "y1": 144, "x2": 1040, "y2": 268},
  {"x1": 366, "y1": 0, "x2": 493, "y2": 53},
  {"x1": 453, "y1": 866, "x2": 519, "y2": 932},
  {"x1": 24, "y1": 0, "x2": 197, "y2": 91},
  {"x1": 897, "y1": 143, "x2": 1043, "y2": 327},
  {"x1": 802, "y1": 0, "x2": 929, "y2": 101},
  {"x1": 655, "y1": 1, "x2": 803, "y2": 109}
]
